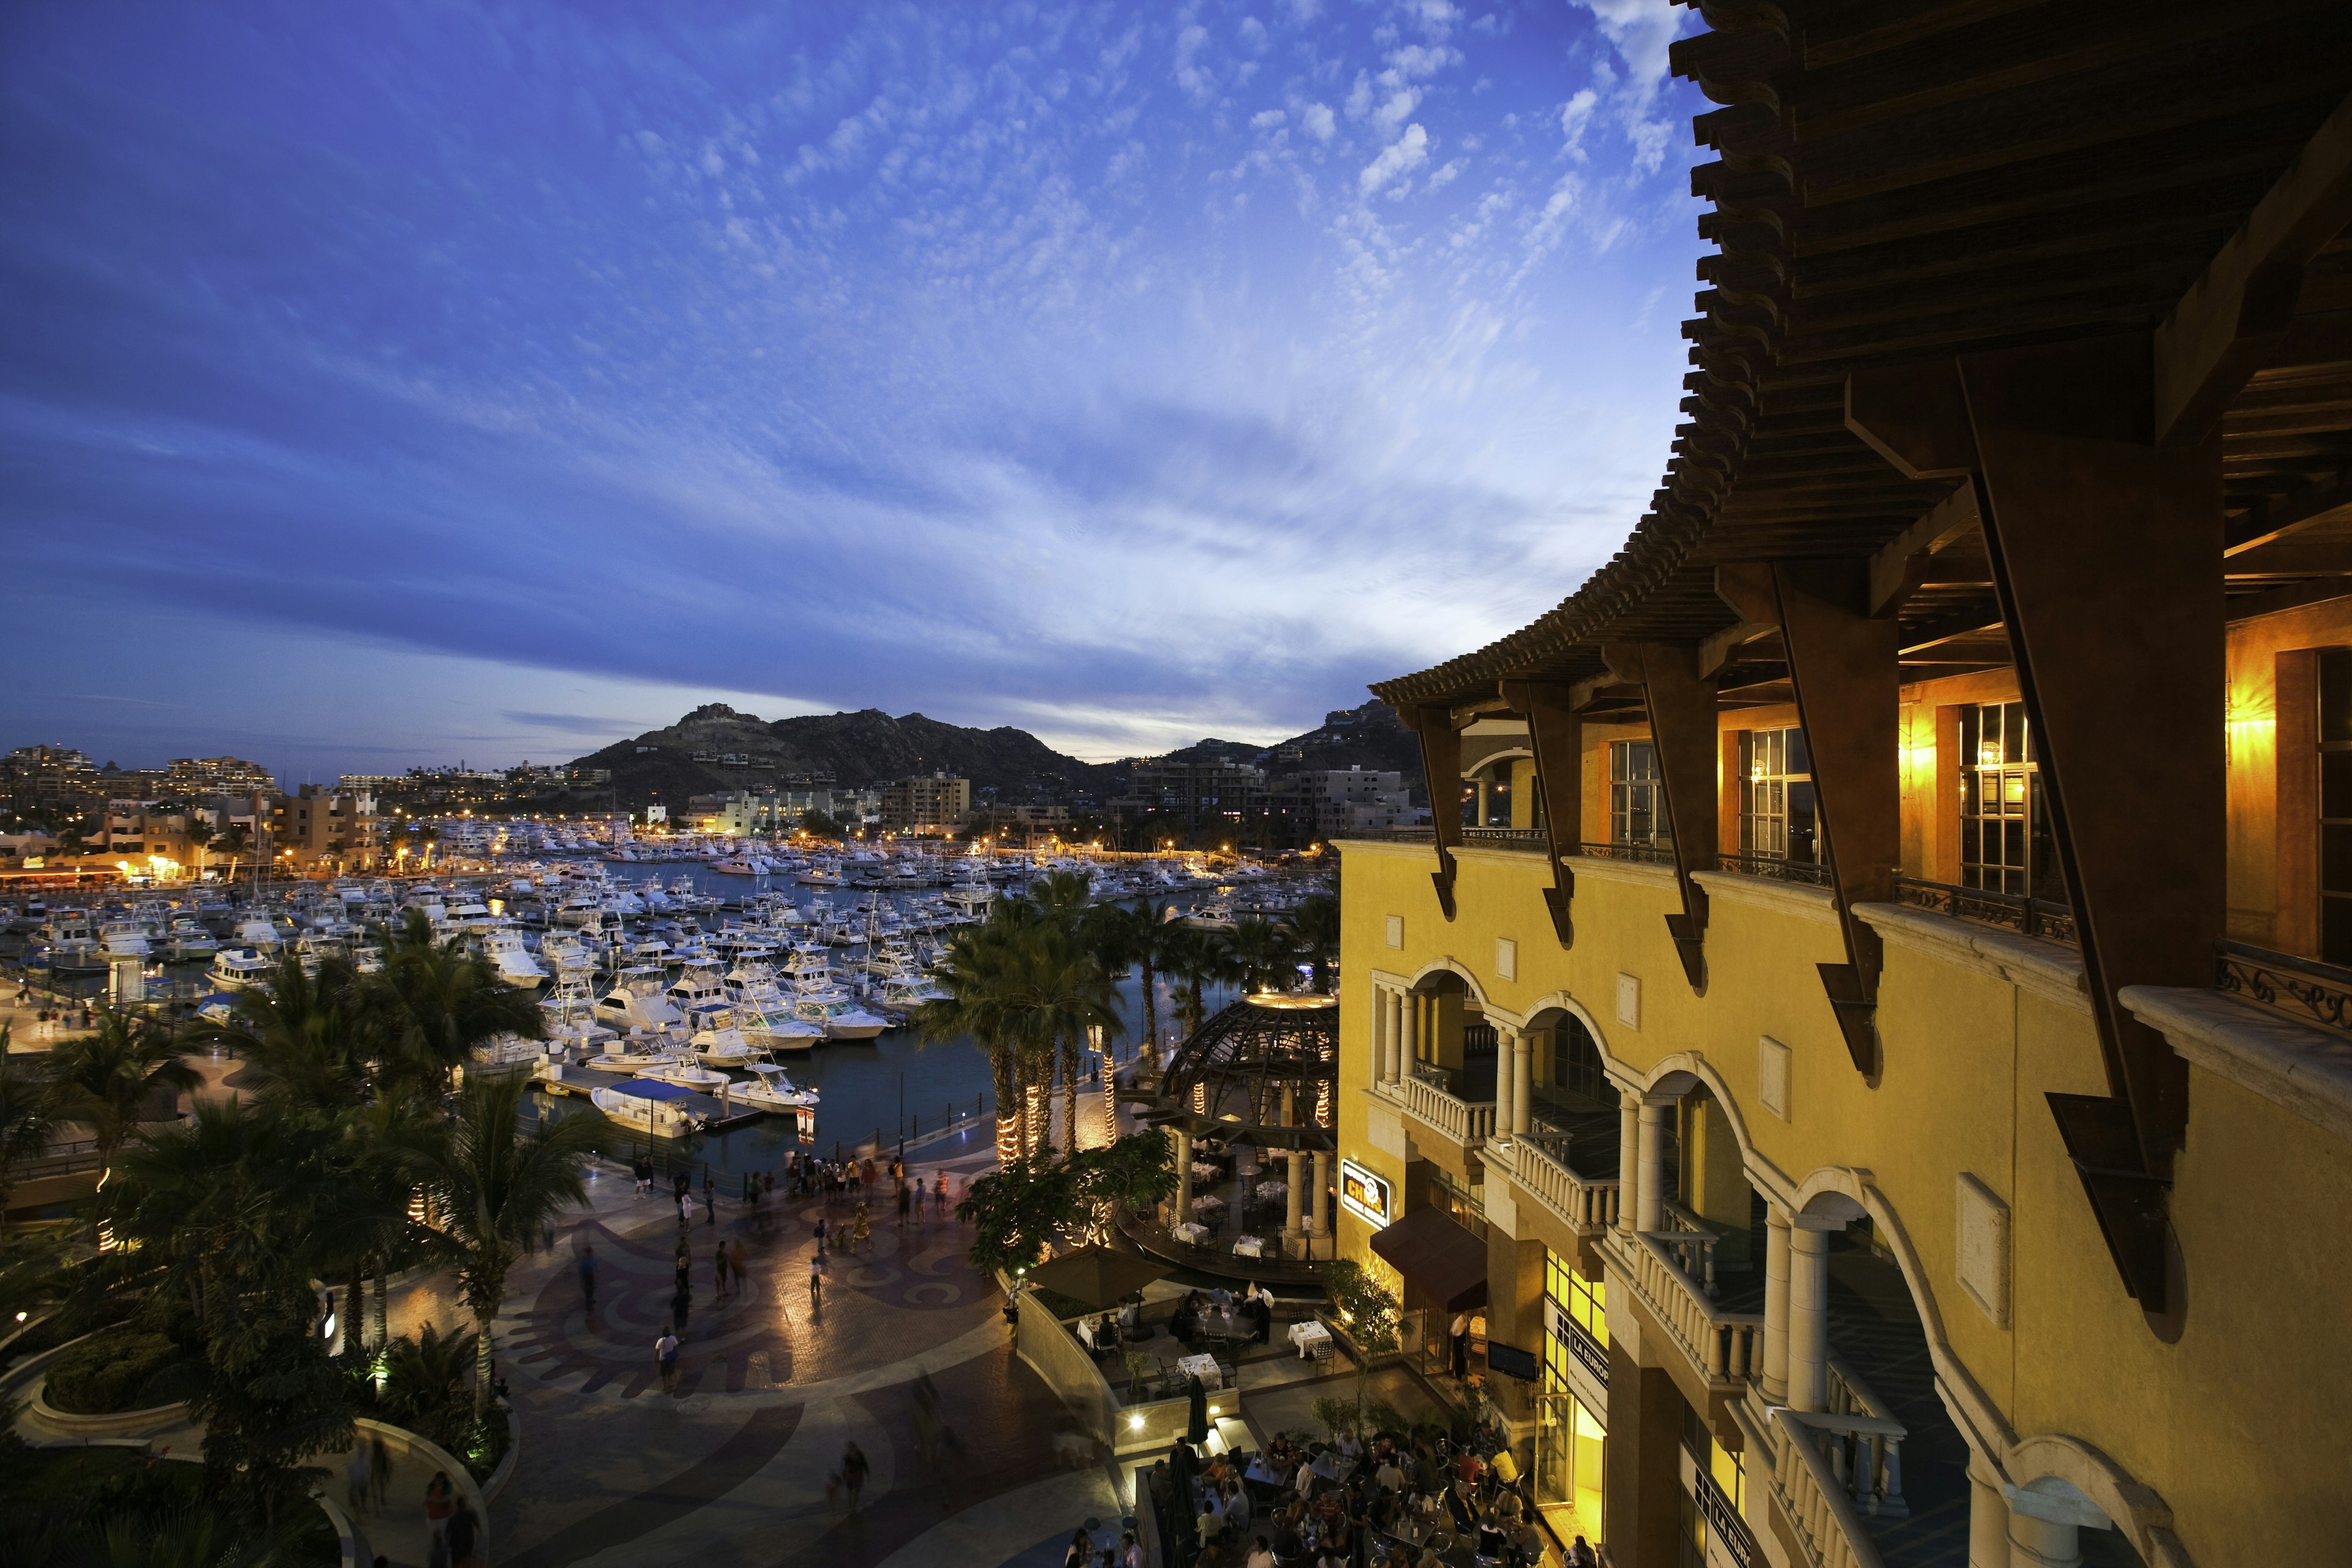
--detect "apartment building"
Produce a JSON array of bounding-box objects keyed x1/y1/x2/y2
[
  {"x1": 880, "y1": 773, "x2": 971, "y2": 832},
  {"x1": 1327, "y1": 20, "x2": 2352, "y2": 1568},
  {"x1": 269, "y1": 784, "x2": 377, "y2": 872}
]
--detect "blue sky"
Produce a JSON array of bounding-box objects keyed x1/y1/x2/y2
[{"x1": 0, "y1": 0, "x2": 1706, "y2": 778}]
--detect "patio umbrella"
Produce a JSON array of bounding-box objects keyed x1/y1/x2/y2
[{"x1": 1027, "y1": 1245, "x2": 1172, "y2": 1309}]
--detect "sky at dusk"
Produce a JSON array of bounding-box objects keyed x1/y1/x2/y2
[{"x1": 1, "y1": 0, "x2": 1707, "y2": 780}]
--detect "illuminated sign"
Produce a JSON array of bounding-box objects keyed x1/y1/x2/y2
[{"x1": 1338, "y1": 1159, "x2": 1392, "y2": 1226}]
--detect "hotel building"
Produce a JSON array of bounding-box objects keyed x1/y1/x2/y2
[{"x1": 1328, "y1": 13, "x2": 2352, "y2": 1568}]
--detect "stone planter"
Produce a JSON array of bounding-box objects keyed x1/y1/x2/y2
[{"x1": 28, "y1": 1382, "x2": 190, "y2": 1438}]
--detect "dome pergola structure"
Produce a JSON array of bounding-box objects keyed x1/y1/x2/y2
[{"x1": 1134, "y1": 992, "x2": 1338, "y2": 1147}]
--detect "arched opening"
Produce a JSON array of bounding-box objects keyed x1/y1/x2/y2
[
  {"x1": 1404, "y1": 967, "x2": 1495, "y2": 1104},
  {"x1": 1463, "y1": 750, "x2": 1538, "y2": 830}
]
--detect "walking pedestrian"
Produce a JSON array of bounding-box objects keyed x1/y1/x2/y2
[
  {"x1": 369, "y1": 1433, "x2": 393, "y2": 1512},
  {"x1": 346, "y1": 1441, "x2": 373, "y2": 1515},
  {"x1": 897, "y1": 1179, "x2": 910, "y2": 1226},
  {"x1": 840, "y1": 1441, "x2": 870, "y2": 1512},
  {"x1": 815, "y1": 1215, "x2": 829, "y2": 1255},
  {"x1": 851, "y1": 1203, "x2": 871, "y2": 1254},
  {"x1": 423, "y1": 1471, "x2": 454, "y2": 1561},
  {"x1": 913, "y1": 1179, "x2": 927, "y2": 1222},
  {"x1": 937, "y1": 1170, "x2": 949, "y2": 1214},
  {"x1": 809, "y1": 1254, "x2": 824, "y2": 1306},
  {"x1": 714, "y1": 1241, "x2": 731, "y2": 1302},
  {"x1": 656, "y1": 1329, "x2": 681, "y2": 1395},
  {"x1": 730, "y1": 1237, "x2": 749, "y2": 1298},
  {"x1": 577, "y1": 1245, "x2": 597, "y2": 1310},
  {"x1": 445, "y1": 1499, "x2": 483, "y2": 1568},
  {"x1": 671, "y1": 1281, "x2": 691, "y2": 1334}
]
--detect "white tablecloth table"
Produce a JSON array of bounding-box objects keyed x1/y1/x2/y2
[
  {"x1": 1173, "y1": 1221, "x2": 1209, "y2": 1245},
  {"x1": 1190, "y1": 1194, "x2": 1226, "y2": 1213},
  {"x1": 1177, "y1": 1352, "x2": 1223, "y2": 1389},
  {"x1": 1255, "y1": 1179, "x2": 1288, "y2": 1201},
  {"x1": 1232, "y1": 1234, "x2": 1267, "y2": 1259},
  {"x1": 1289, "y1": 1319, "x2": 1333, "y2": 1359},
  {"x1": 1191, "y1": 1161, "x2": 1223, "y2": 1181}
]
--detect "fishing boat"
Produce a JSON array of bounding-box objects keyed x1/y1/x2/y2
[
  {"x1": 581, "y1": 1039, "x2": 670, "y2": 1072},
  {"x1": 594, "y1": 969, "x2": 685, "y2": 1035},
  {"x1": 691, "y1": 1022, "x2": 764, "y2": 1069},
  {"x1": 480, "y1": 929, "x2": 548, "y2": 990},
  {"x1": 639, "y1": 1056, "x2": 730, "y2": 1092},
  {"x1": 588, "y1": 1079, "x2": 704, "y2": 1137},
  {"x1": 206, "y1": 946, "x2": 275, "y2": 991},
  {"x1": 736, "y1": 1060, "x2": 820, "y2": 1111}
]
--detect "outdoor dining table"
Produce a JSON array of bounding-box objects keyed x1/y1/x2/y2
[
  {"x1": 1191, "y1": 1193, "x2": 1226, "y2": 1212},
  {"x1": 1173, "y1": 1220, "x2": 1210, "y2": 1245},
  {"x1": 1232, "y1": 1234, "x2": 1268, "y2": 1258},
  {"x1": 1289, "y1": 1319, "x2": 1334, "y2": 1358},
  {"x1": 1191, "y1": 1161, "x2": 1222, "y2": 1180},
  {"x1": 1177, "y1": 1352, "x2": 1223, "y2": 1389},
  {"x1": 1255, "y1": 1178, "x2": 1287, "y2": 1200}
]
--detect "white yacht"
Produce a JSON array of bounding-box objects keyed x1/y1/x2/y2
[
  {"x1": 207, "y1": 946, "x2": 275, "y2": 991},
  {"x1": 794, "y1": 990, "x2": 889, "y2": 1041},
  {"x1": 582, "y1": 1038, "x2": 670, "y2": 1072},
  {"x1": 639, "y1": 1056, "x2": 729, "y2": 1092},
  {"x1": 99, "y1": 921, "x2": 152, "y2": 961},
  {"x1": 588, "y1": 1079, "x2": 703, "y2": 1137},
  {"x1": 235, "y1": 914, "x2": 283, "y2": 950},
  {"x1": 664, "y1": 962, "x2": 728, "y2": 1014},
  {"x1": 481, "y1": 929, "x2": 548, "y2": 990},
  {"x1": 594, "y1": 968, "x2": 685, "y2": 1035},
  {"x1": 737, "y1": 1060, "x2": 820, "y2": 1111},
  {"x1": 166, "y1": 918, "x2": 221, "y2": 961},
  {"x1": 691, "y1": 1023, "x2": 764, "y2": 1069}
]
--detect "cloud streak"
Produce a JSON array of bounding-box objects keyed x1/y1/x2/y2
[{"x1": 0, "y1": 0, "x2": 1705, "y2": 776}]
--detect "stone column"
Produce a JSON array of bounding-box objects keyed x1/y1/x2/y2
[
  {"x1": 1635, "y1": 1097, "x2": 1670, "y2": 1235},
  {"x1": 1174, "y1": 1128, "x2": 1194, "y2": 1224},
  {"x1": 1512, "y1": 1028, "x2": 1533, "y2": 1137},
  {"x1": 1967, "y1": 1452, "x2": 2011, "y2": 1568},
  {"x1": 1311, "y1": 1150, "x2": 1332, "y2": 1237},
  {"x1": 1400, "y1": 991, "x2": 1419, "y2": 1077},
  {"x1": 1616, "y1": 1088, "x2": 1642, "y2": 1238},
  {"x1": 2008, "y1": 1514, "x2": 2084, "y2": 1568},
  {"x1": 1762, "y1": 1204, "x2": 1793, "y2": 1404},
  {"x1": 1788, "y1": 1218, "x2": 1837, "y2": 1412},
  {"x1": 1371, "y1": 982, "x2": 1392, "y2": 1085},
  {"x1": 1476, "y1": 777, "x2": 1491, "y2": 827},
  {"x1": 1285, "y1": 1149, "x2": 1307, "y2": 1239},
  {"x1": 1493, "y1": 1027, "x2": 1516, "y2": 1134}
]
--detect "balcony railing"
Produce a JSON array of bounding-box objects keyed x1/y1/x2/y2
[
  {"x1": 1396, "y1": 1072, "x2": 1496, "y2": 1149},
  {"x1": 1462, "y1": 827, "x2": 1545, "y2": 848},
  {"x1": 1660, "y1": 1201, "x2": 1724, "y2": 1297},
  {"x1": 1627, "y1": 1231, "x2": 1762, "y2": 1384},
  {"x1": 1891, "y1": 875, "x2": 2078, "y2": 946},
  {"x1": 1507, "y1": 1138, "x2": 1622, "y2": 1235},
  {"x1": 1577, "y1": 840, "x2": 1675, "y2": 867},
  {"x1": 2215, "y1": 938, "x2": 2352, "y2": 1035},
  {"x1": 1714, "y1": 851, "x2": 1833, "y2": 888},
  {"x1": 1766, "y1": 1407, "x2": 1890, "y2": 1568},
  {"x1": 1823, "y1": 1354, "x2": 1909, "y2": 1518}
]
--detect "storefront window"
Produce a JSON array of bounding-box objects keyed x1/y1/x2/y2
[{"x1": 1537, "y1": 1249, "x2": 1608, "y2": 1544}]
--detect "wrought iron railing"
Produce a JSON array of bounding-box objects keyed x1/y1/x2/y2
[
  {"x1": 1354, "y1": 827, "x2": 1436, "y2": 841},
  {"x1": 2215, "y1": 939, "x2": 2352, "y2": 1033},
  {"x1": 1578, "y1": 840, "x2": 1675, "y2": 867},
  {"x1": 1715, "y1": 851, "x2": 1834, "y2": 888},
  {"x1": 1891, "y1": 876, "x2": 2078, "y2": 946},
  {"x1": 1462, "y1": 827, "x2": 1545, "y2": 847}
]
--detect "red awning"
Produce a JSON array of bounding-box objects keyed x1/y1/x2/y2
[{"x1": 1368, "y1": 1204, "x2": 1488, "y2": 1313}]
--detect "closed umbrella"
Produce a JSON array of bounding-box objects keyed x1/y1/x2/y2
[{"x1": 1027, "y1": 1244, "x2": 1172, "y2": 1310}]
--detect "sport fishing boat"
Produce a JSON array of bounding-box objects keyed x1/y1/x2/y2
[
  {"x1": 638, "y1": 1056, "x2": 730, "y2": 1092},
  {"x1": 206, "y1": 946, "x2": 275, "y2": 992},
  {"x1": 736, "y1": 1060, "x2": 820, "y2": 1112},
  {"x1": 589, "y1": 1079, "x2": 704, "y2": 1137}
]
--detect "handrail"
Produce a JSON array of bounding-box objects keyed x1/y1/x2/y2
[
  {"x1": 1395, "y1": 1074, "x2": 1496, "y2": 1149},
  {"x1": 1577, "y1": 840, "x2": 1675, "y2": 867},
  {"x1": 1627, "y1": 1232, "x2": 1761, "y2": 1383},
  {"x1": 1714, "y1": 851, "x2": 1833, "y2": 888},
  {"x1": 1820, "y1": 1355, "x2": 1909, "y2": 1520},
  {"x1": 1890, "y1": 875, "x2": 2077, "y2": 946},
  {"x1": 1770, "y1": 1407, "x2": 1890, "y2": 1568},
  {"x1": 2215, "y1": 938, "x2": 2352, "y2": 1034},
  {"x1": 1508, "y1": 1139, "x2": 1621, "y2": 1234},
  {"x1": 1462, "y1": 827, "x2": 1545, "y2": 847}
]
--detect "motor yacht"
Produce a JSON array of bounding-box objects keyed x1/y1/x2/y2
[
  {"x1": 166, "y1": 918, "x2": 221, "y2": 961},
  {"x1": 691, "y1": 1023, "x2": 764, "y2": 1069},
  {"x1": 594, "y1": 969, "x2": 685, "y2": 1035},
  {"x1": 588, "y1": 1079, "x2": 703, "y2": 1137},
  {"x1": 639, "y1": 1056, "x2": 729, "y2": 1092},
  {"x1": 736, "y1": 1060, "x2": 820, "y2": 1112},
  {"x1": 207, "y1": 946, "x2": 275, "y2": 991},
  {"x1": 481, "y1": 929, "x2": 548, "y2": 990}
]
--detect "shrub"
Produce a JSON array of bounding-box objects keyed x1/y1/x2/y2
[{"x1": 43, "y1": 1329, "x2": 186, "y2": 1415}]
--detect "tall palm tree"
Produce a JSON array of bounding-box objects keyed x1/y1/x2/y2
[
  {"x1": 1014, "y1": 921, "x2": 1125, "y2": 1155},
  {"x1": 1084, "y1": 899, "x2": 1174, "y2": 1061},
  {"x1": 45, "y1": 1008, "x2": 200, "y2": 1186},
  {"x1": 217, "y1": 822, "x2": 252, "y2": 883},
  {"x1": 187, "y1": 954, "x2": 371, "y2": 1112},
  {"x1": 330, "y1": 1089, "x2": 443, "y2": 1363},
  {"x1": 1286, "y1": 892, "x2": 1341, "y2": 994},
  {"x1": 1226, "y1": 917, "x2": 1297, "y2": 995},
  {"x1": 407, "y1": 1074, "x2": 601, "y2": 1417},
  {"x1": 918, "y1": 919, "x2": 1031, "y2": 1162},
  {"x1": 0, "y1": 1030, "x2": 61, "y2": 1231},
  {"x1": 362, "y1": 911, "x2": 543, "y2": 1095},
  {"x1": 1158, "y1": 923, "x2": 1239, "y2": 1042},
  {"x1": 184, "y1": 817, "x2": 215, "y2": 881}
]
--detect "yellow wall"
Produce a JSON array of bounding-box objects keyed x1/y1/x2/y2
[{"x1": 1336, "y1": 835, "x2": 2352, "y2": 1566}]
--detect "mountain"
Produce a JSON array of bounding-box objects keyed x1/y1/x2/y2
[
  {"x1": 568, "y1": 704, "x2": 1117, "y2": 809},
  {"x1": 566, "y1": 698, "x2": 1423, "y2": 812}
]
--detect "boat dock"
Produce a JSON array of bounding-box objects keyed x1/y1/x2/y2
[{"x1": 533, "y1": 1074, "x2": 796, "y2": 1137}]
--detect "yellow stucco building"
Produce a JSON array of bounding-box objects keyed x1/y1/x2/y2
[{"x1": 1319, "y1": 12, "x2": 2352, "y2": 1568}]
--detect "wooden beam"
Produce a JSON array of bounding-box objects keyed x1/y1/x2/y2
[
  {"x1": 1498, "y1": 679, "x2": 1586, "y2": 949},
  {"x1": 1901, "y1": 614, "x2": 2005, "y2": 656},
  {"x1": 2222, "y1": 467, "x2": 2352, "y2": 555},
  {"x1": 2224, "y1": 541, "x2": 2352, "y2": 578},
  {"x1": 1599, "y1": 641, "x2": 1720, "y2": 992},
  {"x1": 2155, "y1": 92, "x2": 2352, "y2": 450},
  {"x1": 1402, "y1": 704, "x2": 1465, "y2": 921},
  {"x1": 2225, "y1": 575, "x2": 2352, "y2": 624},
  {"x1": 1845, "y1": 360, "x2": 1977, "y2": 480},
  {"x1": 1867, "y1": 482, "x2": 1981, "y2": 615},
  {"x1": 1712, "y1": 564, "x2": 1779, "y2": 628},
  {"x1": 1700, "y1": 620, "x2": 1777, "y2": 678}
]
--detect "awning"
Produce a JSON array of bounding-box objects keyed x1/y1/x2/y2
[
  {"x1": 609, "y1": 1078, "x2": 697, "y2": 1101},
  {"x1": 1368, "y1": 1204, "x2": 1488, "y2": 1313}
]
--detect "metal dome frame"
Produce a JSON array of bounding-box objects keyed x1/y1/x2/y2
[{"x1": 1146, "y1": 992, "x2": 1338, "y2": 1148}]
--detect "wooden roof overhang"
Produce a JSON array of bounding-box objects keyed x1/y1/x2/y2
[{"x1": 1371, "y1": 0, "x2": 2352, "y2": 720}]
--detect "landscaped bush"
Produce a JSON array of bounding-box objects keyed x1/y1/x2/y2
[{"x1": 42, "y1": 1327, "x2": 195, "y2": 1414}]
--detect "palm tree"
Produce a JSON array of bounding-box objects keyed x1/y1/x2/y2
[
  {"x1": 918, "y1": 919, "x2": 1031, "y2": 1162},
  {"x1": 187, "y1": 953, "x2": 372, "y2": 1111},
  {"x1": 44, "y1": 1008, "x2": 200, "y2": 1186},
  {"x1": 1226, "y1": 917, "x2": 1297, "y2": 995},
  {"x1": 344, "y1": 1090, "x2": 445, "y2": 1358},
  {"x1": 0, "y1": 1030, "x2": 61, "y2": 1231},
  {"x1": 362, "y1": 911, "x2": 543, "y2": 1095},
  {"x1": 217, "y1": 822, "x2": 252, "y2": 883},
  {"x1": 1084, "y1": 899, "x2": 1174, "y2": 1061},
  {"x1": 1158, "y1": 923, "x2": 1239, "y2": 1042},
  {"x1": 407, "y1": 1074, "x2": 601, "y2": 1418},
  {"x1": 1286, "y1": 893, "x2": 1341, "y2": 994},
  {"x1": 184, "y1": 818, "x2": 215, "y2": 881},
  {"x1": 1013, "y1": 921, "x2": 1125, "y2": 1155}
]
